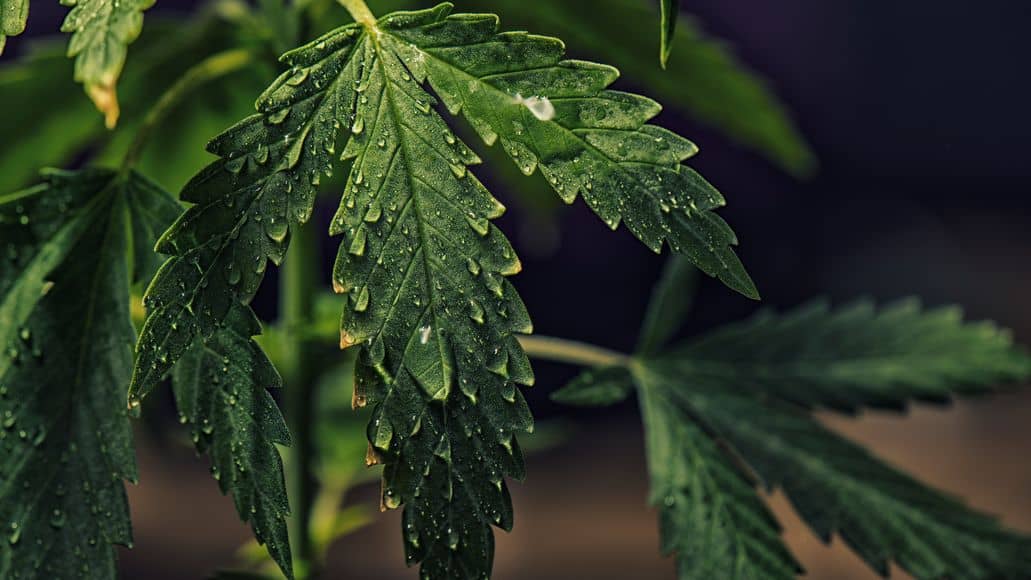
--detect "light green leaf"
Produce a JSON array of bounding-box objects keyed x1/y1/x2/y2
[
  {"x1": 663, "y1": 381, "x2": 1031, "y2": 579},
  {"x1": 660, "y1": 0, "x2": 679, "y2": 68},
  {"x1": 551, "y1": 366, "x2": 633, "y2": 406},
  {"x1": 636, "y1": 255, "x2": 699, "y2": 354},
  {"x1": 636, "y1": 370, "x2": 801, "y2": 579},
  {"x1": 668, "y1": 298, "x2": 1031, "y2": 413},
  {"x1": 61, "y1": 0, "x2": 156, "y2": 127},
  {"x1": 172, "y1": 304, "x2": 293, "y2": 579},
  {"x1": 0, "y1": 168, "x2": 178, "y2": 579},
  {"x1": 0, "y1": 0, "x2": 28, "y2": 54}
]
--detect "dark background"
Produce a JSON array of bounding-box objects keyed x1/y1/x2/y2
[{"x1": 9, "y1": 0, "x2": 1031, "y2": 578}]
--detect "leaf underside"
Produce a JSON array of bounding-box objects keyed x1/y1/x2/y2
[
  {"x1": 0, "y1": 168, "x2": 178, "y2": 579},
  {"x1": 171, "y1": 305, "x2": 293, "y2": 578},
  {"x1": 61, "y1": 0, "x2": 155, "y2": 126},
  {"x1": 552, "y1": 296, "x2": 1031, "y2": 579},
  {"x1": 131, "y1": 2, "x2": 755, "y2": 576},
  {"x1": 0, "y1": 0, "x2": 28, "y2": 54}
]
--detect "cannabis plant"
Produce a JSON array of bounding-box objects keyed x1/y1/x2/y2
[{"x1": 0, "y1": 0, "x2": 1028, "y2": 579}]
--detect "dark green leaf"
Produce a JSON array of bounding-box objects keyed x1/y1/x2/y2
[
  {"x1": 660, "y1": 0, "x2": 679, "y2": 68},
  {"x1": 636, "y1": 255, "x2": 699, "y2": 354},
  {"x1": 172, "y1": 304, "x2": 293, "y2": 579},
  {"x1": 664, "y1": 381, "x2": 1031, "y2": 579},
  {"x1": 636, "y1": 369, "x2": 801, "y2": 579},
  {"x1": 0, "y1": 0, "x2": 28, "y2": 54},
  {"x1": 669, "y1": 298, "x2": 1031, "y2": 413},
  {"x1": 551, "y1": 366, "x2": 633, "y2": 406},
  {"x1": 0, "y1": 168, "x2": 177, "y2": 579}
]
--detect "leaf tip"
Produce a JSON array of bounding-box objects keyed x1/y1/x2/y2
[{"x1": 86, "y1": 79, "x2": 121, "y2": 129}]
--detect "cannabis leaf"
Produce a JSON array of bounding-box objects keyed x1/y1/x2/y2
[
  {"x1": 669, "y1": 299, "x2": 1031, "y2": 412},
  {"x1": 132, "y1": 2, "x2": 755, "y2": 575},
  {"x1": 0, "y1": 0, "x2": 28, "y2": 54},
  {"x1": 556, "y1": 292, "x2": 1031, "y2": 578},
  {"x1": 672, "y1": 383, "x2": 1031, "y2": 579},
  {"x1": 660, "y1": 0, "x2": 680, "y2": 68},
  {"x1": 172, "y1": 304, "x2": 293, "y2": 579},
  {"x1": 0, "y1": 168, "x2": 179, "y2": 579},
  {"x1": 408, "y1": 4, "x2": 756, "y2": 298},
  {"x1": 61, "y1": 0, "x2": 155, "y2": 127},
  {"x1": 376, "y1": 0, "x2": 814, "y2": 177},
  {"x1": 636, "y1": 372, "x2": 802, "y2": 579}
]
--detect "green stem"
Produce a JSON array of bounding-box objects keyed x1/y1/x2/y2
[
  {"x1": 121, "y1": 49, "x2": 253, "y2": 171},
  {"x1": 518, "y1": 335, "x2": 628, "y2": 368},
  {"x1": 281, "y1": 224, "x2": 321, "y2": 579},
  {"x1": 337, "y1": 0, "x2": 376, "y2": 26}
]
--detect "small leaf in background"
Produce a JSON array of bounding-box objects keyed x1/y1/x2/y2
[
  {"x1": 636, "y1": 255, "x2": 699, "y2": 354},
  {"x1": 0, "y1": 0, "x2": 28, "y2": 54},
  {"x1": 0, "y1": 168, "x2": 178, "y2": 579},
  {"x1": 172, "y1": 305, "x2": 294, "y2": 579},
  {"x1": 61, "y1": 0, "x2": 156, "y2": 127},
  {"x1": 659, "y1": 0, "x2": 679, "y2": 68},
  {"x1": 667, "y1": 298, "x2": 1031, "y2": 412},
  {"x1": 551, "y1": 366, "x2": 634, "y2": 407}
]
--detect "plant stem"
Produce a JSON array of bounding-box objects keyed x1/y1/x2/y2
[
  {"x1": 518, "y1": 335, "x2": 628, "y2": 368},
  {"x1": 281, "y1": 224, "x2": 321, "y2": 579},
  {"x1": 120, "y1": 49, "x2": 253, "y2": 171},
  {"x1": 337, "y1": 0, "x2": 376, "y2": 26}
]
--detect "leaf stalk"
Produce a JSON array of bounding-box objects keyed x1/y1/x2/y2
[{"x1": 518, "y1": 335, "x2": 628, "y2": 368}]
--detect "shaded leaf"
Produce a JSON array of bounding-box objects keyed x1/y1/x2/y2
[
  {"x1": 0, "y1": 168, "x2": 177, "y2": 579},
  {"x1": 636, "y1": 369, "x2": 801, "y2": 579},
  {"x1": 664, "y1": 380, "x2": 1031, "y2": 579},
  {"x1": 636, "y1": 254, "x2": 698, "y2": 354},
  {"x1": 669, "y1": 298, "x2": 1031, "y2": 413},
  {"x1": 551, "y1": 366, "x2": 633, "y2": 406}
]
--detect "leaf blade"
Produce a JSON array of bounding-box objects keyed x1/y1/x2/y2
[
  {"x1": 660, "y1": 0, "x2": 679, "y2": 68},
  {"x1": 672, "y1": 298, "x2": 1031, "y2": 412},
  {"x1": 172, "y1": 305, "x2": 293, "y2": 578},
  {"x1": 0, "y1": 168, "x2": 174, "y2": 579}
]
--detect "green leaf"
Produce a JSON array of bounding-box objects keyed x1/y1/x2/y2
[
  {"x1": 636, "y1": 370, "x2": 802, "y2": 579},
  {"x1": 659, "y1": 0, "x2": 679, "y2": 68},
  {"x1": 407, "y1": 5, "x2": 756, "y2": 298},
  {"x1": 172, "y1": 304, "x2": 293, "y2": 579},
  {"x1": 131, "y1": 2, "x2": 755, "y2": 575},
  {"x1": 668, "y1": 298, "x2": 1031, "y2": 413},
  {"x1": 372, "y1": 0, "x2": 812, "y2": 176},
  {"x1": 636, "y1": 255, "x2": 698, "y2": 354},
  {"x1": 663, "y1": 381, "x2": 1031, "y2": 579},
  {"x1": 61, "y1": 0, "x2": 156, "y2": 127},
  {"x1": 0, "y1": 0, "x2": 28, "y2": 54},
  {"x1": 0, "y1": 168, "x2": 178, "y2": 579},
  {"x1": 550, "y1": 366, "x2": 633, "y2": 406}
]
